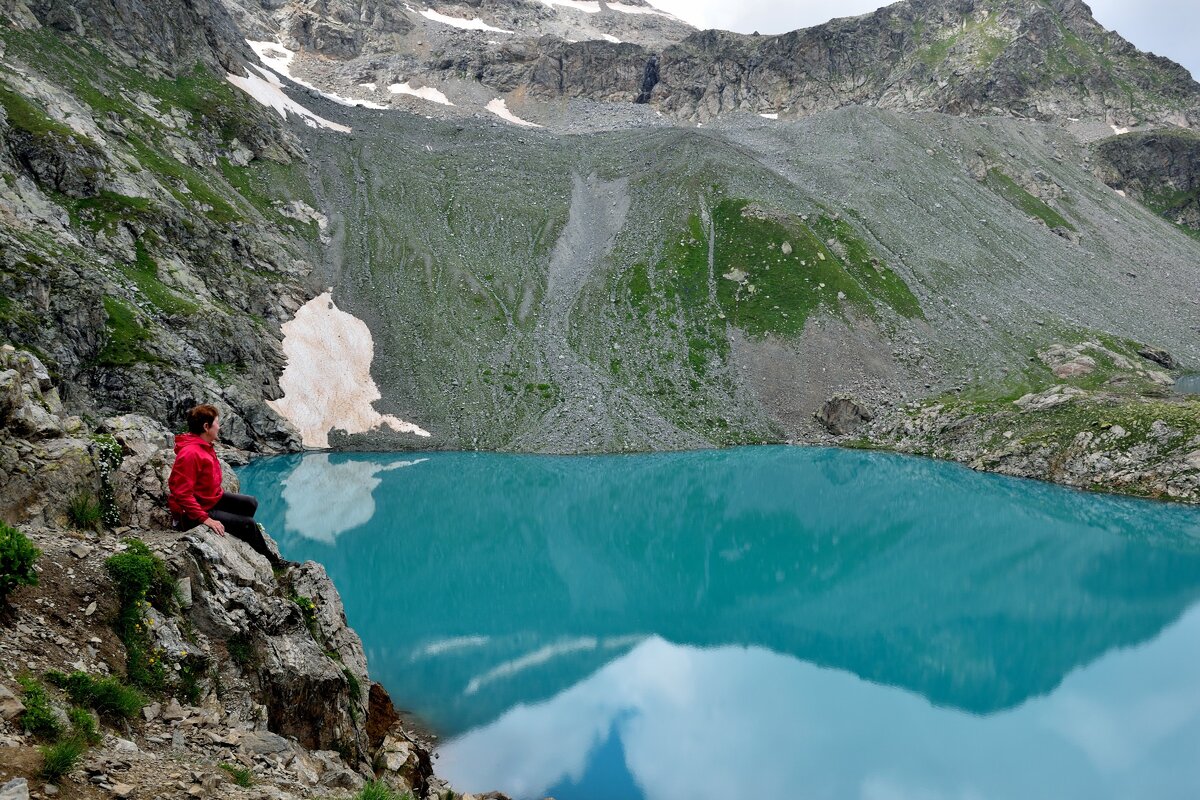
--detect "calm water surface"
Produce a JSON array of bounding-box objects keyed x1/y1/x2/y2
[
  {"x1": 1175, "y1": 374, "x2": 1200, "y2": 394},
  {"x1": 239, "y1": 447, "x2": 1200, "y2": 800}
]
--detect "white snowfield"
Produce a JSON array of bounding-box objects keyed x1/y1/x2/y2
[
  {"x1": 389, "y1": 82, "x2": 455, "y2": 106},
  {"x1": 268, "y1": 292, "x2": 432, "y2": 449},
  {"x1": 487, "y1": 98, "x2": 542, "y2": 127},
  {"x1": 414, "y1": 6, "x2": 514, "y2": 33},
  {"x1": 247, "y1": 40, "x2": 388, "y2": 110},
  {"x1": 538, "y1": 0, "x2": 677, "y2": 18},
  {"x1": 225, "y1": 67, "x2": 351, "y2": 133},
  {"x1": 539, "y1": 0, "x2": 599, "y2": 12}
]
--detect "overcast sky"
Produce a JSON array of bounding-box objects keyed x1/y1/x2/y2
[{"x1": 650, "y1": 0, "x2": 1199, "y2": 80}]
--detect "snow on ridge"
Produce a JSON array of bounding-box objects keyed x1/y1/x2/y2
[
  {"x1": 415, "y1": 6, "x2": 514, "y2": 33},
  {"x1": 246, "y1": 40, "x2": 387, "y2": 109},
  {"x1": 601, "y1": 34, "x2": 621, "y2": 43},
  {"x1": 226, "y1": 67, "x2": 350, "y2": 133},
  {"x1": 539, "y1": 0, "x2": 600, "y2": 12},
  {"x1": 607, "y1": 2, "x2": 675, "y2": 18},
  {"x1": 389, "y1": 82, "x2": 455, "y2": 106},
  {"x1": 486, "y1": 98, "x2": 542, "y2": 128}
]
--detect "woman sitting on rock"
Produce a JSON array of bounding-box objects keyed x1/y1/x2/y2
[{"x1": 168, "y1": 403, "x2": 279, "y2": 564}]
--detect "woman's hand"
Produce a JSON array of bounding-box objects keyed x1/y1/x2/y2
[{"x1": 203, "y1": 517, "x2": 227, "y2": 536}]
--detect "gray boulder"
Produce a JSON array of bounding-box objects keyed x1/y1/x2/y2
[{"x1": 816, "y1": 397, "x2": 873, "y2": 435}]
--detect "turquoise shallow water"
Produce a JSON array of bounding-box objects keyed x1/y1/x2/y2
[
  {"x1": 1175, "y1": 374, "x2": 1200, "y2": 394},
  {"x1": 239, "y1": 447, "x2": 1200, "y2": 800}
]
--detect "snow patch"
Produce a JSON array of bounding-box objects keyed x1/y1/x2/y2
[
  {"x1": 538, "y1": 0, "x2": 601, "y2": 13},
  {"x1": 759, "y1": 113, "x2": 779, "y2": 120},
  {"x1": 486, "y1": 98, "x2": 542, "y2": 128},
  {"x1": 608, "y1": 2, "x2": 676, "y2": 17},
  {"x1": 417, "y1": 6, "x2": 513, "y2": 33},
  {"x1": 225, "y1": 68, "x2": 350, "y2": 133},
  {"x1": 1115, "y1": 188, "x2": 1127, "y2": 197},
  {"x1": 359, "y1": 82, "x2": 378, "y2": 91},
  {"x1": 390, "y1": 82, "x2": 455, "y2": 106},
  {"x1": 601, "y1": 34, "x2": 621, "y2": 43},
  {"x1": 1111, "y1": 124, "x2": 1131, "y2": 135},
  {"x1": 247, "y1": 40, "x2": 388, "y2": 109},
  {"x1": 268, "y1": 291, "x2": 432, "y2": 448}
]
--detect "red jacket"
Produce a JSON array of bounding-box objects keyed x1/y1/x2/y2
[{"x1": 168, "y1": 434, "x2": 223, "y2": 522}]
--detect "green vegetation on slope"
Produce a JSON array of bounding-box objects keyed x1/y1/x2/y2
[
  {"x1": 120, "y1": 241, "x2": 198, "y2": 317},
  {"x1": 96, "y1": 296, "x2": 156, "y2": 367},
  {"x1": 985, "y1": 169, "x2": 1076, "y2": 231}
]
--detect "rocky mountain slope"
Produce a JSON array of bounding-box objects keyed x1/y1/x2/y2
[
  {"x1": 0, "y1": 346, "x2": 436, "y2": 798},
  {"x1": 229, "y1": 0, "x2": 1200, "y2": 130},
  {"x1": 0, "y1": 0, "x2": 1198, "y2": 472}
]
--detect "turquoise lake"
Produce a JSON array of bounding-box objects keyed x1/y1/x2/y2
[{"x1": 238, "y1": 447, "x2": 1200, "y2": 800}]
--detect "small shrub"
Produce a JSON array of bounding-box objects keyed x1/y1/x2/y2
[
  {"x1": 219, "y1": 763, "x2": 254, "y2": 788},
  {"x1": 105, "y1": 539, "x2": 176, "y2": 690},
  {"x1": 66, "y1": 491, "x2": 102, "y2": 531},
  {"x1": 354, "y1": 782, "x2": 414, "y2": 800},
  {"x1": 68, "y1": 706, "x2": 101, "y2": 746},
  {"x1": 48, "y1": 670, "x2": 144, "y2": 721},
  {"x1": 226, "y1": 632, "x2": 258, "y2": 670},
  {"x1": 104, "y1": 539, "x2": 174, "y2": 610},
  {"x1": 178, "y1": 658, "x2": 205, "y2": 705},
  {"x1": 39, "y1": 738, "x2": 85, "y2": 781},
  {"x1": 18, "y1": 678, "x2": 62, "y2": 741},
  {"x1": 0, "y1": 522, "x2": 40, "y2": 605}
]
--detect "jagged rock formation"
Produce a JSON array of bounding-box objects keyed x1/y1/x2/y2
[
  {"x1": 0, "y1": 0, "x2": 318, "y2": 451},
  {"x1": 0, "y1": 348, "x2": 436, "y2": 796},
  {"x1": 1094, "y1": 128, "x2": 1200, "y2": 234},
  {"x1": 239, "y1": 0, "x2": 1200, "y2": 129},
  {"x1": 864, "y1": 339, "x2": 1200, "y2": 502}
]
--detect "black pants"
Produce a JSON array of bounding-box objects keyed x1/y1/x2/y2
[{"x1": 189, "y1": 493, "x2": 276, "y2": 563}]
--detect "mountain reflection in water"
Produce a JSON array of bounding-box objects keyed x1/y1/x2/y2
[{"x1": 240, "y1": 447, "x2": 1200, "y2": 800}]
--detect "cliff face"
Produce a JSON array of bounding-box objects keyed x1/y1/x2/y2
[
  {"x1": 0, "y1": 345, "x2": 434, "y2": 797},
  {"x1": 440, "y1": 0, "x2": 1200, "y2": 125},
  {"x1": 1095, "y1": 129, "x2": 1200, "y2": 234},
  {"x1": 238, "y1": 0, "x2": 1200, "y2": 128},
  {"x1": 0, "y1": 0, "x2": 318, "y2": 451}
]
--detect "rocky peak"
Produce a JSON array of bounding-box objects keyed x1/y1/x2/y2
[
  {"x1": 9, "y1": 0, "x2": 253, "y2": 76},
  {"x1": 212, "y1": 0, "x2": 1199, "y2": 130}
]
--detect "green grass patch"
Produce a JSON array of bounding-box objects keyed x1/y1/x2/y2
[
  {"x1": 18, "y1": 678, "x2": 62, "y2": 741},
  {"x1": 70, "y1": 191, "x2": 153, "y2": 231},
  {"x1": 712, "y1": 201, "x2": 866, "y2": 336},
  {"x1": 917, "y1": 33, "x2": 959, "y2": 67},
  {"x1": 0, "y1": 82, "x2": 79, "y2": 140},
  {"x1": 48, "y1": 670, "x2": 146, "y2": 722},
  {"x1": 38, "y1": 738, "x2": 85, "y2": 782},
  {"x1": 811, "y1": 215, "x2": 924, "y2": 319},
  {"x1": 104, "y1": 539, "x2": 176, "y2": 692},
  {"x1": 354, "y1": 782, "x2": 415, "y2": 800},
  {"x1": 219, "y1": 763, "x2": 254, "y2": 788},
  {"x1": 96, "y1": 296, "x2": 157, "y2": 367},
  {"x1": 0, "y1": 521, "x2": 40, "y2": 606},
  {"x1": 68, "y1": 706, "x2": 101, "y2": 746},
  {"x1": 67, "y1": 490, "x2": 103, "y2": 531},
  {"x1": 126, "y1": 135, "x2": 240, "y2": 223},
  {"x1": 985, "y1": 170, "x2": 1076, "y2": 231},
  {"x1": 120, "y1": 241, "x2": 198, "y2": 316}
]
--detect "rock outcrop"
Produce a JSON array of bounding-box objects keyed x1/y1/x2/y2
[
  {"x1": 1095, "y1": 129, "x2": 1200, "y2": 233},
  {"x1": 0, "y1": 347, "x2": 438, "y2": 796},
  {"x1": 260, "y1": 0, "x2": 1200, "y2": 127}
]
